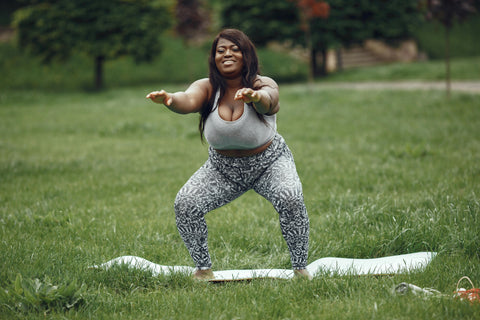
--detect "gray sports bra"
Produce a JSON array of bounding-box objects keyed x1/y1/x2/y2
[{"x1": 204, "y1": 90, "x2": 277, "y2": 150}]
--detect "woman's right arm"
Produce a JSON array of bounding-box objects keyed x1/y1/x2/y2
[{"x1": 146, "y1": 78, "x2": 210, "y2": 114}]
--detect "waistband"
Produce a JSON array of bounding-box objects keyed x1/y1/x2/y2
[{"x1": 208, "y1": 133, "x2": 286, "y2": 167}]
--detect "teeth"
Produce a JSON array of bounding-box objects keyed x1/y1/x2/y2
[{"x1": 224, "y1": 61, "x2": 234, "y2": 65}]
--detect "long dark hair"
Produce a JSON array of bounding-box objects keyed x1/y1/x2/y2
[{"x1": 199, "y1": 28, "x2": 265, "y2": 140}]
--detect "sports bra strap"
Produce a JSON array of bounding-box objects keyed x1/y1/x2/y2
[{"x1": 212, "y1": 89, "x2": 220, "y2": 110}]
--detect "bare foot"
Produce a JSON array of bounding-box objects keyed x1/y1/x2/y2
[
  {"x1": 193, "y1": 269, "x2": 215, "y2": 280},
  {"x1": 294, "y1": 269, "x2": 313, "y2": 280}
]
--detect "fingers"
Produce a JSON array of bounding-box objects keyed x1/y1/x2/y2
[
  {"x1": 234, "y1": 88, "x2": 253, "y2": 100},
  {"x1": 234, "y1": 88, "x2": 259, "y2": 103},
  {"x1": 146, "y1": 90, "x2": 171, "y2": 105},
  {"x1": 146, "y1": 90, "x2": 166, "y2": 99},
  {"x1": 165, "y1": 95, "x2": 173, "y2": 106}
]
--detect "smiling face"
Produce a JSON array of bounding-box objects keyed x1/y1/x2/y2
[{"x1": 215, "y1": 38, "x2": 244, "y2": 79}]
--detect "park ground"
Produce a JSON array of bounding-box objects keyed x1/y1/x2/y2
[{"x1": 1, "y1": 37, "x2": 479, "y2": 318}]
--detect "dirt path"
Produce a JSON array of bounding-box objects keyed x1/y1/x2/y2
[{"x1": 315, "y1": 81, "x2": 480, "y2": 93}]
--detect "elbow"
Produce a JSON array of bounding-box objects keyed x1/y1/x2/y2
[{"x1": 267, "y1": 102, "x2": 280, "y2": 115}]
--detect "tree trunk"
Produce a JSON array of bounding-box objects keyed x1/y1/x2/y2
[
  {"x1": 445, "y1": 26, "x2": 451, "y2": 99},
  {"x1": 305, "y1": 24, "x2": 314, "y2": 83},
  {"x1": 319, "y1": 47, "x2": 327, "y2": 76},
  {"x1": 336, "y1": 48, "x2": 343, "y2": 72},
  {"x1": 310, "y1": 47, "x2": 317, "y2": 78},
  {"x1": 95, "y1": 55, "x2": 105, "y2": 90}
]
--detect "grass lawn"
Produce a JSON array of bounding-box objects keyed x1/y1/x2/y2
[
  {"x1": 322, "y1": 56, "x2": 480, "y2": 82},
  {"x1": 1, "y1": 38, "x2": 479, "y2": 92},
  {"x1": 0, "y1": 83, "x2": 479, "y2": 319}
]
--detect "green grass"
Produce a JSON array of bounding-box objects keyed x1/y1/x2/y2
[
  {"x1": 0, "y1": 37, "x2": 211, "y2": 91},
  {"x1": 323, "y1": 56, "x2": 480, "y2": 82},
  {"x1": 413, "y1": 16, "x2": 480, "y2": 59},
  {"x1": 0, "y1": 36, "x2": 308, "y2": 92},
  {"x1": 1, "y1": 35, "x2": 479, "y2": 93},
  {"x1": 1, "y1": 84, "x2": 479, "y2": 319}
]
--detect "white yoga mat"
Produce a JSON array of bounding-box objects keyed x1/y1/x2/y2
[{"x1": 92, "y1": 252, "x2": 436, "y2": 281}]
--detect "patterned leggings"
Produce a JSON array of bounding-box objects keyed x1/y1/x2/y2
[{"x1": 174, "y1": 134, "x2": 309, "y2": 270}]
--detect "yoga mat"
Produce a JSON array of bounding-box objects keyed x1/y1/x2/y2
[{"x1": 92, "y1": 252, "x2": 436, "y2": 281}]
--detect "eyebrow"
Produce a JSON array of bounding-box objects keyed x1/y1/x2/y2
[
  {"x1": 218, "y1": 44, "x2": 237, "y2": 47},
  {"x1": 217, "y1": 44, "x2": 239, "y2": 49}
]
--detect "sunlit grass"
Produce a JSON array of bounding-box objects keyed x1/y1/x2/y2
[
  {"x1": 0, "y1": 86, "x2": 479, "y2": 319},
  {"x1": 323, "y1": 56, "x2": 480, "y2": 82}
]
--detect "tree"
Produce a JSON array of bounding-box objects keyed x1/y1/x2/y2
[
  {"x1": 420, "y1": 0, "x2": 477, "y2": 98},
  {"x1": 217, "y1": 0, "x2": 424, "y2": 79},
  {"x1": 370, "y1": 1, "x2": 424, "y2": 42},
  {"x1": 175, "y1": 0, "x2": 210, "y2": 42},
  {"x1": 309, "y1": 0, "x2": 422, "y2": 72},
  {"x1": 13, "y1": 0, "x2": 173, "y2": 90},
  {"x1": 220, "y1": 0, "x2": 330, "y2": 79},
  {"x1": 220, "y1": 0, "x2": 299, "y2": 46},
  {"x1": 291, "y1": 0, "x2": 330, "y2": 81}
]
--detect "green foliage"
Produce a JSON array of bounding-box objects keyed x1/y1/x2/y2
[
  {"x1": 368, "y1": 0, "x2": 424, "y2": 42},
  {"x1": 219, "y1": 0, "x2": 424, "y2": 78},
  {"x1": 218, "y1": 0, "x2": 423, "y2": 50},
  {"x1": 310, "y1": 0, "x2": 423, "y2": 49},
  {"x1": 13, "y1": 0, "x2": 173, "y2": 88},
  {"x1": 2, "y1": 37, "x2": 480, "y2": 92},
  {"x1": 414, "y1": 15, "x2": 480, "y2": 59},
  {"x1": 314, "y1": 0, "x2": 372, "y2": 48},
  {"x1": 257, "y1": 47, "x2": 308, "y2": 82},
  {"x1": 420, "y1": 0, "x2": 477, "y2": 28},
  {"x1": 175, "y1": 0, "x2": 210, "y2": 40},
  {"x1": 0, "y1": 274, "x2": 85, "y2": 314},
  {"x1": 220, "y1": 0, "x2": 300, "y2": 45},
  {"x1": 417, "y1": 0, "x2": 477, "y2": 96},
  {"x1": 14, "y1": 0, "x2": 173, "y2": 62},
  {"x1": 0, "y1": 1, "x2": 22, "y2": 25},
  {"x1": 0, "y1": 37, "x2": 309, "y2": 91}
]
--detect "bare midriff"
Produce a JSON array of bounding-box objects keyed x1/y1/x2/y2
[{"x1": 215, "y1": 139, "x2": 272, "y2": 157}]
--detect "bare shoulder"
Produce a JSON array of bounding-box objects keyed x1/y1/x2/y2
[
  {"x1": 255, "y1": 75, "x2": 279, "y2": 89},
  {"x1": 185, "y1": 78, "x2": 213, "y2": 107},
  {"x1": 186, "y1": 78, "x2": 212, "y2": 100},
  {"x1": 189, "y1": 78, "x2": 212, "y2": 94},
  {"x1": 191, "y1": 78, "x2": 211, "y2": 88}
]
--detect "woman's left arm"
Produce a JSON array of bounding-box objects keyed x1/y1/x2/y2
[{"x1": 234, "y1": 76, "x2": 279, "y2": 115}]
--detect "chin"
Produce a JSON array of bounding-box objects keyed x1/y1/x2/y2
[{"x1": 221, "y1": 71, "x2": 241, "y2": 79}]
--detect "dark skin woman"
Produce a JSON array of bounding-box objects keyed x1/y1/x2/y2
[{"x1": 147, "y1": 29, "x2": 311, "y2": 280}]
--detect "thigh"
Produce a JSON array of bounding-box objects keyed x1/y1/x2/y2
[
  {"x1": 253, "y1": 149, "x2": 304, "y2": 209},
  {"x1": 176, "y1": 159, "x2": 246, "y2": 215}
]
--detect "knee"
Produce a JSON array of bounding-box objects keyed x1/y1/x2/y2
[
  {"x1": 274, "y1": 188, "x2": 306, "y2": 214},
  {"x1": 174, "y1": 189, "x2": 203, "y2": 221},
  {"x1": 174, "y1": 189, "x2": 191, "y2": 215}
]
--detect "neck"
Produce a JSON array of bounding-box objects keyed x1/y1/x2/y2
[{"x1": 224, "y1": 76, "x2": 243, "y2": 90}]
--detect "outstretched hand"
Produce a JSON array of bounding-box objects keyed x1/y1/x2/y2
[
  {"x1": 146, "y1": 90, "x2": 173, "y2": 106},
  {"x1": 234, "y1": 88, "x2": 261, "y2": 104}
]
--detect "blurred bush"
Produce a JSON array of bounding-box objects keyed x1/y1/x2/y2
[
  {"x1": 414, "y1": 15, "x2": 480, "y2": 59},
  {"x1": 12, "y1": 0, "x2": 174, "y2": 89},
  {"x1": 0, "y1": 34, "x2": 307, "y2": 91}
]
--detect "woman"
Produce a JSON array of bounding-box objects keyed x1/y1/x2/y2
[{"x1": 146, "y1": 29, "x2": 311, "y2": 280}]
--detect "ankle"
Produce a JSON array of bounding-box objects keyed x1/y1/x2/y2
[
  {"x1": 193, "y1": 268, "x2": 215, "y2": 280},
  {"x1": 294, "y1": 269, "x2": 313, "y2": 280}
]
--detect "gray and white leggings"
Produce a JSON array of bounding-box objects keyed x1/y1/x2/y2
[{"x1": 174, "y1": 134, "x2": 309, "y2": 270}]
